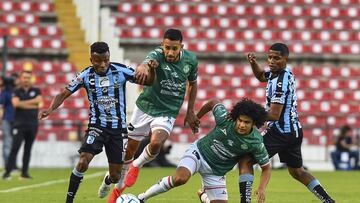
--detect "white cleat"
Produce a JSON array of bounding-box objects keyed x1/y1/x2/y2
[{"x1": 98, "y1": 171, "x2": 111, "y2": 198}]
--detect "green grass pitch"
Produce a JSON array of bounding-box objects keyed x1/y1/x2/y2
[{"x1": 0, "y1": 168, "x2": 358, "y2": 202}]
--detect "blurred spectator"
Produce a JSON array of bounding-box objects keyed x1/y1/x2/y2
[
  {"x1": 331, "y1": 125, "x2": 360, "y2": 170},
  {"x1": 2, "y1": 71, "x2": 42, "y2": 180},
  {"x1": 0, "y1": 74, "x2": 18, "y2": 169}
]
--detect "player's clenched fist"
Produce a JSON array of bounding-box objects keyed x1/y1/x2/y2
[
  {"x1": 147, "y1": 59, "x2": 159, "y2": 69},
  {"x1": 38, "y1": 110, "x2": 51, "y2": 120},
  {"x1": 247, "y1": 52, "x2": 257, "y2": 64}
]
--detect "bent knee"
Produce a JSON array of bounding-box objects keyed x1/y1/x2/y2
[{"x1": 172, "y1": 176, "x2": 189, "y2": 186}]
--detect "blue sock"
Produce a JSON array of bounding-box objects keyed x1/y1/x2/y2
[
  {"x1": 307, "y1": 179, "x2": 334, "y2": 203},
  {"x1": 239, "y1": 174, "x2": 254, "y2": 203}
]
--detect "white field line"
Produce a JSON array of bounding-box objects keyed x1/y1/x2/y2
[{"x1": 0, "y1": 171, "x2": 104, "y2": 193}]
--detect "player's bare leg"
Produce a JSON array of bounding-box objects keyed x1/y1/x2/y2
[
  {"x1": 125, "y1": 129, "x2": 169, "y2": 187},
  {"x1": 98, "y1": 163, "x2": 122, "y2": 198},
  {"x1": 107, "y1": 139, "x2": 140, "y2": 203}
]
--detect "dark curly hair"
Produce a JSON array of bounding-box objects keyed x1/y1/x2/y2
[
  {"x1": 90, "y1": 41, "x2": 109, "y2": 54},
  {"x1": 229, "y1": 98, "x2": 267, "y2": 128}
]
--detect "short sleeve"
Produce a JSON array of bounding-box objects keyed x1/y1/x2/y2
[
  {"x1": 66, "y1": 72, "x2": 85, "y2": 93},
  {"x1": 212, "y1": 103, "x2": 228, "y2": 126},
  {"x1": 122, "y1": 66, "x2": 136, "y2": 83},
  {"x1": 142, "y1": 47, "x2": 162, "y2": 64},
  {"x1": 253, "y1": 143, "x2": 270, "y2": 167},
  {"x1": 187, "y1": 55, "x2": 198, "y2": 82}
]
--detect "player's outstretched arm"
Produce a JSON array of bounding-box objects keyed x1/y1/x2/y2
[
  {"x1": 255, "y1": 163, "x2": 271, "y2": 203},
  {"x1": 247, "y1": 52, "x2": 267, "y2": 82},
  {"x1": 38, "y1": 88, "x2": 72, "y2": 120},
  {"x1": 196, "y1": 99, "x2": 221, "y2": 120}
]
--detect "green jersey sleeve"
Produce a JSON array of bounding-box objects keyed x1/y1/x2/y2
[
  {"x1": 143, "y1": 47, "x2": 163, "y2": 64},
  {"x1": 213, "y1": 103, "x2": 228, "y2": 126},
  {"x1": 252, "y1": 142, "x2": 270, "y2": 167},
  {"x1": 187, "y1": 54, "x2": 198, "y2": 82}
]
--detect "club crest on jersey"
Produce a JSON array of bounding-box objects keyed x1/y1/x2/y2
[
  {"x1": 29, "y1": 91, "x2": 36, "y2": 97},
  {"x1": 86, "y1": 135, "x2": 95, "y2": 144},
  {"x1": 183, "y1": 65, "x2": 190, "y2": 74},
  {"x1": 99, "y1": 76, "x2": 110, "y2": 87},
  {"x1": 241, "y1": 144, "x2": 248, "y2": 150}
]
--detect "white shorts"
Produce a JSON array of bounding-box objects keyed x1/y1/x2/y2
[
  {"x1": 128, "y1": 105, "x2": 176, "y2": 141},
  {"x1": 178, "y1": 142, "x2": 228, "y2": 201}
]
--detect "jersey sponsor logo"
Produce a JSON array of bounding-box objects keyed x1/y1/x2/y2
[
  {"x1": 171, "y1": 72, "x2": 179, "y2": 78},
  {"x1": 211, "y1": 139, "x2": 236, "y2": 159},
  {"x1": 99, "y1": 76, "x2": 110, "y2": 87},
  {"x1": 68, "y1": 73, "x2": 83, "y2": 87},
  {"x1": 227, "y1": 140, "x2": 234, "y2": 146},
  {"x1": 89, "y1": 78, "x2": 95, "y2": 86},
  {"x1": 95, "y1": 96, "x2": 118, "y2": 112},
  {"x1": 160, "y1": 89, "x2": 180, "y2": 96},
  {"x1": 277, "y1": 81, "x2": 282, "y2": 87}
]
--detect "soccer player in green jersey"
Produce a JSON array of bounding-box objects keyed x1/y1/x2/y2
[
  {"x1": 98, "y1": 29, "x2": 200, "y2": 202},
  {"x1": 136, "y1": 98, "x2": 271, "y2": 203}
]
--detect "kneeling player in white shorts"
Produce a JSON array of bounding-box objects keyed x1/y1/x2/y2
[{"x1": 137, "y1": 98, "x2": 271, "y2": 203}]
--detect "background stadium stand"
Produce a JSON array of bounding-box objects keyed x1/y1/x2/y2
[{"x1": 1, "y1": 0, "x2": 360, "y2": 168}]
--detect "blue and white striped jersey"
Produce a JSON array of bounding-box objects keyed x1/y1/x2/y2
[
  {"x1": 66, "y1": 62, "x2": 135, "y2": 129},
  {"x1": 264, "y1": 68, "x2": 301, "y2": 134}
]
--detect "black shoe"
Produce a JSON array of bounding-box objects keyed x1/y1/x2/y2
[
  {"x1": 2, "y1": 172, "x2": 11, "y2": 180},
  {"x1": 19, "y1": 173, "x2": 33, "y2": 180}
]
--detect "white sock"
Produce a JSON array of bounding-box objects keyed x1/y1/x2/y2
[
  {"x1": 138, "y1": 176, "x2": 174, "y2": 201},
  {"x1": 133, "y1": 144, "x2": 157, "y2": 168},
  {"x1": 115, "y1": 159, "x2": 132, "y2": 189}
]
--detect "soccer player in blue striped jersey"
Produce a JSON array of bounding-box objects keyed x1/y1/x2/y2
[
  {"x1": 38, "y1": 42, "x2": 157, "y2": 203},
  {"x1": 237, "y1": 43, "x2": 336, "y2": 203}
]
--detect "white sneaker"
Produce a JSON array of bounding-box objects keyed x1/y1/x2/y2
[{"x1": 98, "y1": 171, "x2": 111, "y2": 198}]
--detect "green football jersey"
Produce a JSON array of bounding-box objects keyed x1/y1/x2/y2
[
  {"x1": 136, "y1": 47, "x2": 198, "y2": 118},
  {"x1": 197, "y1": 104, "x2": 269, "y2": 176}
]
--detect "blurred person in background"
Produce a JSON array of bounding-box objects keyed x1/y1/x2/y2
[
  {"x1": 0, "y1": 73, "x2": 18, "y2": 169},
  {"x1": 2, "y1": 71, "x2": 42, "y2": 180},
  {"x1": 331, "y1": 125, "x2": 359, "y2": 170}
]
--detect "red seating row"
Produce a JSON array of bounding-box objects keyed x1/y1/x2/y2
[
  {"x1": 1, "y1": 60, "x2": 76, "y2": 73},
  {"x1": 118, "y1": 2, "x2": 359, "y2": 18},
  {"x1": 0, "y1": 13, "x2": 38, "y2": 24},
  {"x1": 0, "y1": 1, "x2": 53, "y2": 13},
  {"x1": 0, "y1": 25, "x2": 62, "y2": 37},
  {"x1": 0, "y1": 37, "x2": 65, "y2": 49},
  {"x1": 198, "y1": 64, "x2": 360, "y2": 77}
]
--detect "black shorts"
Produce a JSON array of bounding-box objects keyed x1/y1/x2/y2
[
  {"x1": 263, "y1": 126, "x2": 303, "y2": 168},
  {"x1": 78, "y1": 124, "x2": 128, "y2": 164}
]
